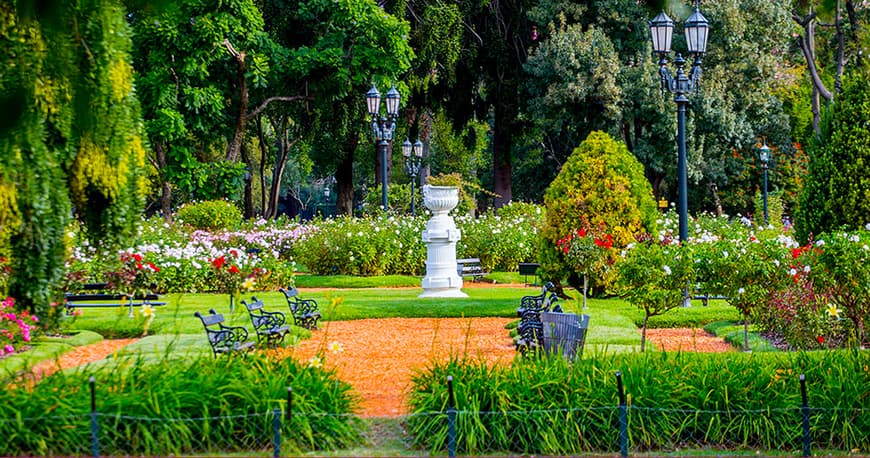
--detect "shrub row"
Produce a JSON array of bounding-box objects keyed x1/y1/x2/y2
[
  {"x1": 407, "y1": 350, "x2": 870, "y2": 455},
  {"x1": 0, "y1": 353, "x2": 360, "y2": 456}
]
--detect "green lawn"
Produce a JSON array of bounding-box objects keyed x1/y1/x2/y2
[{"x1": 3, "y1": 273, "x2": 766, "y2": 375}]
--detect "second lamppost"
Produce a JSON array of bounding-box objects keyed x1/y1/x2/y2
[
  {"x1": 649, "y1": 0, "x2": 710, "y2": 243},
  {"x1": 402, "y1": 139, "x2": 423, "y2": 216},
  {"x1": 759, "y1": 139, "x2": 770, "y2": 225},
  {"x1": 366, "y1": 84, "x2": 401, "y2": 210}
]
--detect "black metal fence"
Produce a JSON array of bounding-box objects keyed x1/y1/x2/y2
[{"x1": 1, "y1": 373, "x2": 863, "y2": 457}]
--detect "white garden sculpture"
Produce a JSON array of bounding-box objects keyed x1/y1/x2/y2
[{"x1": 420, "y1": 185, "x2": 467, "y2": 298}]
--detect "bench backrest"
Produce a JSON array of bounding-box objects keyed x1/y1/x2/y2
[
  {"x1": 280, "y1": 287, "x2": 302, "y2": 301},
  {"x1": 244, "y1": 298, "x2": 266, "y2": 312},
  {"x1": 195, "y1": 309, "x2": 225, "y2": 327}
]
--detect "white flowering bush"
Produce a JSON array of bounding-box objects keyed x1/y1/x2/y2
[
  {"x1": 65, "y1": 217, "x2": 301, "y2": 293},
  {"x1": 614, "y1": 234, "x2": 694, "y2": 352},
  {"x1": 808, "y1": 229, "x2": 870, "y2": 346}
]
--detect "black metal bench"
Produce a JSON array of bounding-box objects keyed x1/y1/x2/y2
[
  {"x1": 279, "y1": 287, "x2": 321, "y2": 330},
  {"x1": 242, "y1": 297, "x2": 290, "y2": 346},
  {"x1": 194, "y1": 309, "x2": 255, "y2": 357},
  {"x1": 515, "y1": 282, "x2": 561, "y2": 354},
  {"x1": 64, "y1": 283, "x2": 165, "y2": 316},
  {"x1": 456, "y1": 258, "x2": 487, "y2": 282}
]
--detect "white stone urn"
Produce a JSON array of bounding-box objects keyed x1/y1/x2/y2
[{"x1": 419, "y1": 185, "x2": 467, "y2": 298}]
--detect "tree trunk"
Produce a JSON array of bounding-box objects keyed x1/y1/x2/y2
[
  {"x1": 794, "y1": 11, "x2": 835, "y2": 134},
  {"x1": 241, "y1": 143, "x2": 254, "y2": 219},
  {"x1": 336, "y1": 135, "x2": 359, "y2": 216},
  {"x1": 743, "y1": 313, "x2": 750, "y2": 352},
  {"x1": 256, "y1": 117, "x2": 269, "y2": 217},
  {"x1": 154, "y1": 142, "x2": 172, "y2": 223},
  {"x1": 224, "y1": 39, "x2": 248, "y2": 163},
  {"x1": 493, "y1": 98, "x2": 513, "y2": 208},
  {"x1": 641, "y1": 313, "x2": 650, "y2": 352}
]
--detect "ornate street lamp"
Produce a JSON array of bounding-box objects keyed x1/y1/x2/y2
[
  {"x1": 759, "y1": 138, "x2": 770, "y2": 225},
  {"x1": 649, "y1": 0, "x2": 710, "y2": 244},
  {"x1": 365, "y1": 84, "x2": 401, "y2": 210},
  {"x1": 402, "y1": 139, "x2": 423, "y2": 216}
]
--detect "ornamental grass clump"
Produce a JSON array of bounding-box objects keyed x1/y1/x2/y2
[
  {"x1": 407, "y1": 350, "x2": 870, "y2": 455},
  {"x1": 0, "y1": 353, "x2": 360, "y2": 456}
]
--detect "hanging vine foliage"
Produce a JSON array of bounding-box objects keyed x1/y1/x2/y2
[{"x1": 0, "y1": 0, "x2": 146, "y2": 327}]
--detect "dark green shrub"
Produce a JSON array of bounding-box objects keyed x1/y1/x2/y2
[
  {"x1": 540, "y1": 131, "x2": 657, "y2": 283},
  {"x1": 175, "y1": 200, "x2": 243, "y2": 231},
  {"x1": 795, "y1": 71, "x2": 870, "y2": 243},
  {"x1": 0, "y1": 353, "x2": 360, "y2": 456},
  {"x1": 408, "y1": 350, "x2": 870, "y2": 455}
]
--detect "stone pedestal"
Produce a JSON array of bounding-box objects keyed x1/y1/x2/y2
[{"x1": 419, "y1": 185, "x2": 467, "y2": 298}]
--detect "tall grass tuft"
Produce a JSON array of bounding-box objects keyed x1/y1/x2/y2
[
  {"x1": 0, "y1": 352, "x2": 361, "y2": 456},
  {"x1": 407, "y1": 350, "x2": 870, "y2": 454}
]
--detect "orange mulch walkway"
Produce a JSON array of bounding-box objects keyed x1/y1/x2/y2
[
  {"x1": 646, "y1": 328, "x2": 734, "y2": 352},
  {"x1": 26, "y1": 338, "x2": 139, "y2": 382},
  {"x1": 267, "y1": 317, "x2": 517, "y2": 417}
]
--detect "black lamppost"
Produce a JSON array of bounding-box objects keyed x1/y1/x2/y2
[
  {"x1": 402, "y1": 138, "x2": 423, "y2": 216},
  {"x1": 649, "y1": 0, "x2": 710, "y2": 243},
  {"x1": 365, "y1": 84, "x2": 401, "y2": 211},
  {"x1": 759, "y1": 138, "x2": 770, "y2": 225}
]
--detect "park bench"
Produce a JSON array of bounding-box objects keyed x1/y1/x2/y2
[
  {"x1": 515, "y1": 282, "x2": 562, "y2": 354},
  {"x1": 540, "y1": 311, "x2": 590, "y2": 360},
  {"x1": 456, "y1": 258, "x2": 487, "y2": 282},
  {"x1": 64, "y1": 282, "x2": 166, "y2": 316},
  {"x1": 194, "y1": 309, "x2": 255, "y2": 357},
  {"x1": 242, "y1": 297, "x2": 290, "y2": 346},
  {"x1": 279, "y1": 287, "x2": 322, "y2": 330},
  {"x1": 518, "y1": 262, "x2": 541, "y2": 286}
]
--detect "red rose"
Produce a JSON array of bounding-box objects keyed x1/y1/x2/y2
[
  {"x1": 211, "y1": 256, "x2": 226, "y2": 269},
  {"x1": 229, "y1": 265, "x2": 240, "y2": 274},
  {"x1": 817, "y1": 335, "x2": 825, "y2": 344}
]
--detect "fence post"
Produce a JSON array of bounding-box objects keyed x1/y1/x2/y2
[
  {"x1": 447, "y1": 375, "x2": 456, "y2": 458},
  {"x1": 272, "y1": 408, "x2": 281, "y2": 458},
  {"x1": 287, "y1": 386, "x2": 293, "y2": 425},
  {"x1": 616, "y1": 371, "x2": 628, "y2": 458},
  {"x1": 800, "y1": 374, "x2": 810, "y2": 457},
  {"x1": 89, "y1": 376, "x2": 99, "y2": 458}
]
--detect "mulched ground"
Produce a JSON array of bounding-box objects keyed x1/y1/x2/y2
[
  {"x1": 20, "y1": 317, "x2": 733, "y2": 417},
  {"x1": 267, "y1": 317, "x2": 517, "y2": 417},
  {"x1": 25, "y1": 338, "x2": 139, "y2": 382}
]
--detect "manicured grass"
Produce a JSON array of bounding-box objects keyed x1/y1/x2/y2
[
  {"x1": 0, "y1": 330, "x2": 103, "y2": 375},
  {"x1": 704, "y1": 320, "x2": 780, "y2": 352},
  {"x1": 58, "y1": 281, "x2": 741, "y2": 359}
]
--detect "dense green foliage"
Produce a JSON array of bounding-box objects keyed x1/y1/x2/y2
[
  {"x1": 407, "y1": 350, "x2": 870, "y2": 454},
  {"x1": 0, "y1": 1, "x2": 146, "y2": 327},
  {"x1": 175, "y1": 200, "x2": 244, "y2": 231},
  {"x1": 0, "y1": 353, "x2": 360, "y2": 455},
  {"x1": 795, "y1": 71, "x2": 870, "y2": 242},
  {"x1": 540, "y1": 131, "x2": 657, "y2": 282}
]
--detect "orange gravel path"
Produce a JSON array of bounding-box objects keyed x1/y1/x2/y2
[
  {"x1": 646, "y1": 328, "x2": 734, "y2": 352},
  {"x1": 268, "y1": 317, "x2": 517, "y2": 417},
  {"x1": 28, "y1": 338, "x2": 138, "y2": 381}
]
